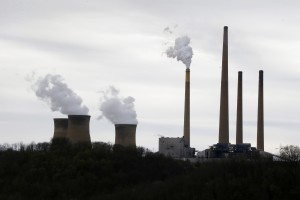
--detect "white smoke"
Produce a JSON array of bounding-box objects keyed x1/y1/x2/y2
[
  {"x1": 166, "y1": 35, "x2": 193, "y2": 68},
  {"x1": 99, "y1": 86, "x2": 138, "y2": 124},
  {"x1": 32, "y1": 74, "x2": 89, "y2": 115}
]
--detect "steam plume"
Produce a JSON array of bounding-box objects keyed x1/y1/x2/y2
[
  {"x1": 166, "y1": 36, "x2": 193, "y2": 68},
  {"x1": 99, "y1": 86, "x2": 138, "y2": 124},
  {"x1": 32, "y1": 74, "x2": 89, "y2": 115}
]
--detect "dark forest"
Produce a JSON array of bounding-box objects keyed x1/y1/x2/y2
[{"x1": 0, "y1": 139, "x2": 299, "y2": 200}]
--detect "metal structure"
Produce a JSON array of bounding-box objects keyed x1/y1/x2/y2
[
  {"x1": 115, "y1": 124, "x2": 137, "y2": 147},
  {"x1": 67, "y1": 115, "x2": 91, "y2": 144},
  {"x1": 53, "y1": 118, "x2": 68, "y2": 138}
]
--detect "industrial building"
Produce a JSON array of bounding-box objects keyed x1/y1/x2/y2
[
  {"x1": 159, "y1": 26, "x2": 265, "y2": 159},
  {"x1": 50, "y1": 26, "x2": 265, "y2": 158},
  {"x1": 198, "y1": 26, "x2": 265, "y2": 159},
  {"x1": 158, "y1": 67, "x2": 195, "y2": 158}
]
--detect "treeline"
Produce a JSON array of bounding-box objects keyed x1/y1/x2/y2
[
  {"x1": 0, "y1": 140, "x2": 300, "y2": 200},
  {"x1": 0, "y1": 139, "x2": 193, "y2": 200},
  {"x1": 107, "y1": 159, "x2": 300, "y2": 200}
]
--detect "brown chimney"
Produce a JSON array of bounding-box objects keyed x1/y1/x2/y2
[
  {"x1": 115, "y1": 124, "x2": 137, "y2": 147},
  {"x1": 183, "y1": 68, "x2": 190, "y2": 147},
  {"x1": 236, "y1": 71, "x2": 243, "y2": 144},
  {"x1": 53, "y1": 118, "x2": 68, "y2": 138},
  {"x1": 219, "y1": 26, "x2": 229, "y2": 144},
  {"x1": 67, "y1": 115, "x2": 91, "y2": 144},
  {"x1": 257, "y1": 70, "x2": 264, "y2": 151}
]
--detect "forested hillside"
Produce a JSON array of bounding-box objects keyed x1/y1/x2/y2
[{"x1": 0, "y1": 139, "x2": 299, "y2": 200}]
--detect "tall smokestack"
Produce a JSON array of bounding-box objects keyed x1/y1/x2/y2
[
  {"x1": 257, "y1": 70, "x2": 264, "y2": 151},
  {"x1": 53, "y1": 118, "x2": 68, "y2": 138},
  {"x1": 67, "y1": 115, "x2": 91, "y2": 144},
  {"x1": 236, "y1": 71, "x2": 243, "y2": 144},
  {"x1": 183, "y1": 68, "x2": 190, "y2": 147},
  {"x1": 115, "y1": 124, "x2": 137, "y2": 147},
  {"x1": 219, "y1": 26, "x2": 229, "y2": 144}
]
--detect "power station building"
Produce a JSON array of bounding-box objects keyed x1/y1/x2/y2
[
  {"x1": 197, "y1": 26, "x2": 265, "y2": 159},
  {"x1": 159, "y1": 68, "x2": 195, "y2": 158},
  {"x1": 160, "y1": 26, "x2": 265, "y2": 159},
  {"x1": 50, "y1": 26, "x2": 265, "y2": 157}
]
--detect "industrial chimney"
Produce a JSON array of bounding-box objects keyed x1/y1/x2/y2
[
  {"x1": 236, "y1": 71, "x2": 243, "y2": 144},
  {"x1": 67, "y1": 115, "x2": 91, "y2": 144},
  {"x1": 53, "y1": 118, "x2": 68, "y2": 138},
  {"x1": 183, "y1": 68, "x2": 190, "y2": 147},
  {"x1": 115, "y1": 124, "x2": 137, "y2": 147},
  {"x1": 219, "y1": 26, "x2": 229, "y2": 144},
  {"x1": 257, "y1": 70, "x2": 264, "y2": 151}
]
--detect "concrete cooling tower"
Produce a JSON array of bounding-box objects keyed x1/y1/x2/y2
[
  {"x1": 67, "y1": 115, "x2": 91, "y2": 144},
  {"x1": 53, "y1": 118, "x2": 68, "y2": 138},
  {"x1": 115, "y1": 124, "x2": 137, "y2": 147}
]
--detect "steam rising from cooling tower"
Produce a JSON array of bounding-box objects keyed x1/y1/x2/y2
[
  {"x1": 166, "y1": 36, "x2": 193, "y2": 68},
  {"x1": 32, "y1": 74, "x2": 89, "y2": 115},
  {"x1": 99, "y1": 86, "x2": 138, "y2": 124}
]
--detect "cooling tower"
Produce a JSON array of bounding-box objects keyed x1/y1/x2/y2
[
  {"x1": 219, "y1": 26, "x2": 229, "y2": 144},
  {"x1": 236, "y1": 71, "x2": 243, "y2": 144},
  {"x1": 53, "y1": 118, "x2": 68, "y2": 138},
  {"x1": 115, "y1": 124, "x2": 136, "y2": 147},
  {"x1": 67, "y1": 115, "x2": 91, "y2": 144},
  {"x1": 257, "y1": 70, "x2": 264, "y2": 151},
  {"x1": 183, "y1": 68, "x2": 190, "y2": 147}
]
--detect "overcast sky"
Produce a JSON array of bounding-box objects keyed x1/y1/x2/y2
[{"x1": 1, "y1": 0, "x2": 300, "y2": 153}]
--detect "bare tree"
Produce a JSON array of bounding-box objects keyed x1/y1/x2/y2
[{"x1": 279, "y1": 145, "x2": 300, "y2": 163}]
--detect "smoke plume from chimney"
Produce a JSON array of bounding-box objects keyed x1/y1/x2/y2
[
  {"x1": 99, "y1": 86, "x2": 138, "y2": 124},
  {"x1": 166, "y1": 36, "x2": 193, "y2": 68},
  {"x1": 32, "y1": 74, "x2": 89, "y2": 115}
]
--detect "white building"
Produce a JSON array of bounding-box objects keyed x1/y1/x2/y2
[{"x1": 159, "y1": 137, "x2": 195, "y2": 158}]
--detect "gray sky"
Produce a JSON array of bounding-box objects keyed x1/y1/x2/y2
[{"x1": 1, "y1": 0, "x2": 300, "y2": 153}]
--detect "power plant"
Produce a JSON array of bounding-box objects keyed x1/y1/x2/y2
[
  {"x1": 115, "y1": 124, "x2": 137, "y2": 147},
  {"x1": 53, "y1": 115, "x2": 91, "y2": 144},
  {"x1": 47, "y1": 26, "x2": 267, "y2": 159},
  {"x1": 159, "y1": 68, "x2": 195, "y2": 158},
  {"x1": 159, "y1": 26, "x2": 266, "y2": 159}
]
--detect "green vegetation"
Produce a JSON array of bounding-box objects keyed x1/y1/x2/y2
[{"x1": 0, "y1": 140, "x2": 299, "y2": 200}]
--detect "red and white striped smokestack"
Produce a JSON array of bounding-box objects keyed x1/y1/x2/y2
[
  {"x1": 219, "y1": 26, "x2": 229, "y2": 144},
  {"x1": 183, "y1": 68, "x2": 190, "y2": 147},
  {"x1": 236, "y1": 71, "x2": 243, "y2": 144},
  {"x1": 257, "y1": 70, "x2": 264, "y2": 151}
]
